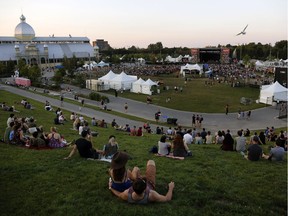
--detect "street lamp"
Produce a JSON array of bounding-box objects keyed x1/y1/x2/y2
[{"x1": 88, "y1": 53, "x2": 92, "y2": 90}]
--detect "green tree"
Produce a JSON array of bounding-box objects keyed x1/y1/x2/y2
[{"x1": 28, "y1": 65, "x2": 41, "y2": 83}]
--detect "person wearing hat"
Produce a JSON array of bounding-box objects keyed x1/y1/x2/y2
[
  {"x1": 64, "y1": 130, "x2": 102, "y2": 159},
  {"x1": 243, "y1": 136, "x2": 263, "y2": 161},
  {"x1": 109, "y1": 151, "x2": 140, "y2": 192},
  {"x1": 109, "y1": 160, "x2": 175, "y2": 204}
]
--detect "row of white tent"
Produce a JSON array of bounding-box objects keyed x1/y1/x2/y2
[
  {"x1": 259, "y1": 81, "x2": 288, "y2": 104},
  {"x1": 255, "y1": 59, "x2": 288, "y2": 70},
  {"x1": 83, "y1": 61, "x2": 110, "y2": 69},
  {"x1": 97, "y1": 70, "x2": 158, "y2": 95},
  {"x1": 165, "y1": 55, "x2": 193, "y2": 63}
]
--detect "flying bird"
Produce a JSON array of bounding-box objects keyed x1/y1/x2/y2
[{"x1": 236, "y1": 24, "x2": 248, "y2": 36}]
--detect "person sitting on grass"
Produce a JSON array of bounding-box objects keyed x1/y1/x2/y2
[
  {"x1": 242, "y1": 136, "x2": 263, "y2": 161},
  {"x1": 9, "y1": 121, "x2": 28, "y2": 146},
  {"x1": 172, "y1": 133, "x2": 190, "y2": 157},
  {"x1": 103, "y1": 135, "x2": 119, "y2": 159},
  {"x1": 235, "y1": 130, "x2": 247, "y2": 153},
  {"x1": 64, "y1": 130, "x2": 102, "y2": 160},
  {"x1": 109, "y1": 160, "x2": 175, "y2": 204},
  {"x1": 136, "y1": 127, "x2": 143, "y2": 136},
  {"x1": 158, "y1": 135, "x2": 171, "y2": 156},
  {"x1": 221, "y1": 133, "x2": 234, "y2": 151},
  {"x1": 109, "y1": 151, "x2": 140, "y2": 192},
  {"x1": 29, "y1": 131, "x2": 46, "y2": 148},
  {"x1": 45, "y1": 127, "x2": 66, "y2": 148},
  {"x1": 4, "y1": 121, "x2": 15, "y2": 144},
  {"x1": 262, "y1": 141, "x2": 286, "y2": 161}
]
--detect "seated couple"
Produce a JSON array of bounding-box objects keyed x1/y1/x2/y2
[
  {"x1": 109, "y1": 151, "x2": 175, "y2": 204},
  {"x1": 64, "y1": 131, "x2": 118, "y2": 160},
  {"x1": 157, "y1": 134, "x2": 191, "y2": 160}
]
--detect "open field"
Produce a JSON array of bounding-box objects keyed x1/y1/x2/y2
[
  {"x1": 0, "y1": 90, "x2": 286, "y2": 216},
  {"x1": 101, "y1": 76, "x2": 265, "y2": 113}
]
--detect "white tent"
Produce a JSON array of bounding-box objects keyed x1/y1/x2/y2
[
  {"x1": 255, "y1": 60, "x2": 265, "y2": 70},
  {"x1": 109, "y1": 72, "x2": 137, "y2": 90},
  {"x1": 141, "y1": 79, "x2": 158, "y2": 95},
  {"x1": 180, "y1": 63, "x2": 202, "y2": 76},
  {"x1": 97, "y1": 61, "x2": 109, "y2": 67},
  {"x1": 259, "y1": 81, "x2": 288, "y2": 104},
  {"x1": 131, "y1": 78, "x2": 145, "y2": 93},
  {"x1": 98, "y1": 70, "x2": 117, "y2": 85}
]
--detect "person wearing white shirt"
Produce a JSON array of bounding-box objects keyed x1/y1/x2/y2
[{"x1": 183, "y1": 129, "x2": 193, "y2": 145}]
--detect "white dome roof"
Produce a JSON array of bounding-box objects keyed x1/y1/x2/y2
[{"x1": 14, "y1": 14, "x2": 35, "y2": 40}]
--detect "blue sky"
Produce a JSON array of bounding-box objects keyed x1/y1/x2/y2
[{"x1": 0, "y1": 0, "x2": 286, "y2": 48}]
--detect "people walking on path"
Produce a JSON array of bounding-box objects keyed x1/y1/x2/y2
[
  {"x1": 124, "y1": 103, "x2": 128, "y2": 113},
  {"x1": 60, "y1": 94, "x2": 64, "y2": 106},
  {"x1": 225, "y1": 104, "x2": 229, "y2": 115}
]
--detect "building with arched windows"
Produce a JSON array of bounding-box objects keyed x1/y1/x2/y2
[{"x1": 0, "y1": 14, "x2": 98, "y2": 67}]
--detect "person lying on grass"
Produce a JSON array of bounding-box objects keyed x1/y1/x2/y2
[
  {"x1": 64, "y1": 130, "x2": 102, "y2": 160},
  {"x1": 109, "y1": 160, "x2": 175, "y2": 204}
]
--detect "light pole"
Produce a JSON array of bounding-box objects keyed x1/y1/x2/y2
[{"x1": 89, "y1": 53, "x2": 92, "y2": 90}]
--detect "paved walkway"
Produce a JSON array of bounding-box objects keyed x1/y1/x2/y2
[{"x1": 1, "y1": 84, "x2": 287, "y2": 134}]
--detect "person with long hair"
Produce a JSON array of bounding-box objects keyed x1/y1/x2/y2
[
  {"x1": 172, "y1": 133, "x2": 190, "y2": 157},
  {"x1": 221, "y1": 133, "x2": 234, "y2": 151},
  {"x1": 109, "y1": 151, "x2": 140, "y2": 192},
  {"x1": 103, "y1": 135, "x2": 119, "y2": 159}
]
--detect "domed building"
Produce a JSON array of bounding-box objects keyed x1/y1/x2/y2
[
  {"x1": 0, "y1": 14, "x2": 95, "y2": 67},
  {"x1": 14, "y1": 14, "x2": 35, "y2": 41}
]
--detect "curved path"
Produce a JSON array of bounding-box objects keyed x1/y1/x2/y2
[{"x1": 1, "y1": 84, "x2": 287, "y2": 134}]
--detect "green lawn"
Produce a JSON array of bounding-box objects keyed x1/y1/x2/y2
[
  {"x1": 102, "y1": 76, "x2": 264, "y2": 113},
  {"x1": 0, "y1": 90, "x2": 286, "y2": 216}
]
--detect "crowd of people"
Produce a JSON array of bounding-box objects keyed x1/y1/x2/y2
[{"x1": 1, "y1": 89, "x2": 287, "y2": 206}]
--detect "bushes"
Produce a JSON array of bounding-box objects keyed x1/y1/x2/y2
[{"x1": 89, "y1": 92, "x2": 109, "y2": 103}]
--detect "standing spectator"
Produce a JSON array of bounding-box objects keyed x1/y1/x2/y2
[
  {"x1": 246, "y1": 110, "x2": 251, "y2": 120},
  {"x1": 124, "y1": 103, "x2": 128, "y2": 113},
  {"x1": 60, "y1": 94, "x2": 64, "y2": 106},
  {"x1": 192, "y1": 114, "x2": 196, "y2": 127},
  {"x1": 155, "y1": 110, "x2": 161, "y2": 123},
  {"x1": 225, "y1": 104, "x2": 229, "y2": 115}
]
